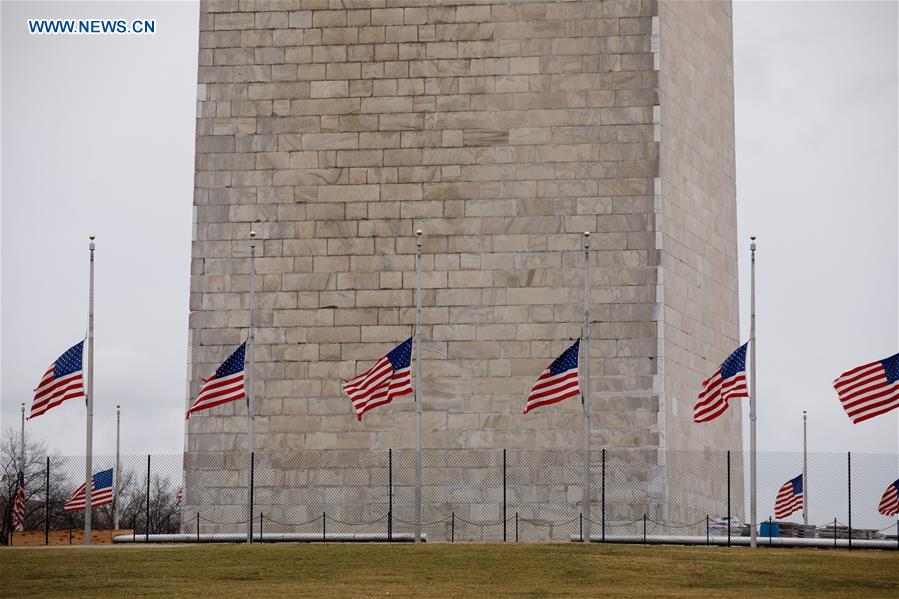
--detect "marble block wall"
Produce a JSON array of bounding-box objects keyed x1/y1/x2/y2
[{"x1": 184, "y1": 0, "x2": 742, "y2": 530}]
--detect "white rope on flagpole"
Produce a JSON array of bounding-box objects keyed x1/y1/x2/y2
[
  {"x1": 749, "y1": 235, "x2": 757, "y2": 548},
  {"x1": 114, "y1": 404, "x2": 121, "y2": 530},
  {"x1": 414, "y1": 229, "x2": 423, "y2": 543},
  {"x1": 803, "y1": 410, "x2": 808, "y2": 526},
  {"x1": 582, "y1": 231, "x2": 592, "y2": 542},
  {"x1": 20, "y1": 403, "x2": 25, "y2": 472},
  {"x1": 84, "y1": 235, "x2": 95, "y2": 545},
  {"x1": 247, "y1": 230, "x2": 256, "y2": 544}
]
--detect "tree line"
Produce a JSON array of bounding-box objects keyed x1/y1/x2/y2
[{"x1": 0, "y1": 429, "x2": 181, "y2": 544}]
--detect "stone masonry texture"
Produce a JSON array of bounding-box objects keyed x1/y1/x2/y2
[{"x1": 185, "y1": 0, "x2": 743, "y2": 531}]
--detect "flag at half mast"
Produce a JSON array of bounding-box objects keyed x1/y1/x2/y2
[
  {"x1": 64, "y1": 469, "x2": 113, "y2": 511},
  {"x1": 29, "y1": 340, "x2": 86, "y2": 419},
  {"x1": 693, "y1": 342, "x2": 749, "y2": 423},
  {"x1": 524, "y1": 340, "x2": 581, "y2": 414},
  {"x1": 186, "y1": 342, "x2": 246, "y2": 419},
  {"x1": 878, "y1": 479, "x2": 899, "y2": 517},
  {"x1": 342, "y1": 338, "x2": 413, "y2": 420},
  {"x1": 774, "y1": 474, "x2": 803, "y2": 520},
  {"x1": 12, "y1": 471, "x2": 26, "y2": 531},
  {"x1": 833, "y1": 352, "x2": 899, "y2": 424}
]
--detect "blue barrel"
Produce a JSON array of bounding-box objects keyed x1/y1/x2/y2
[{"x1": 760, "y1": 521, "x2": 779, "y2": 537}]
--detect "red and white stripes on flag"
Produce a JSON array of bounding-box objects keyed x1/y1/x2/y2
[
  {"x1": 833, "y1": 353, "x2": 899, "y2": 424},
  {"x1": 30, "y1": 341, "x2": 86, "y2": 419},
  {"x1": 693, "y1": 343, "x2": 749, "y2": 423},
  {"x1": 774, "y1": 474, "x2": 803, "y2": 520},
  {"x1": 524, "y1": 340, "x2": 580, "y2": 414},
  {"x1": 12, "y1": 471, "x2": 26, "y2": 532},
  {"x1": 878, "y1": 479, "x2": 899, "y2": 517},
  {"x1": 64, "y1": 469, "x2": 113, "y2": 511},
  {"x1": 342, "y1": 338, "x2": 413, "y2": 420},
  {"x1": 186, "y1": 343, "x2": 246, "y2": 419}
]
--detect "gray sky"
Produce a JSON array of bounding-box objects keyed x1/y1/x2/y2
[{"x1": 2, "y1": 1, "x2": 897, "y2": 468}]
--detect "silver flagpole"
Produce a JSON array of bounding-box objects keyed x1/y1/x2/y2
[
  {"x1": 414, "y1": 229, "x2": 423, "y2": 543},
  {"x1": 247, "y1": 230, "x2": 256, "y2": 544},
  {"x1": 749, "y1": 235, "x2": 757, "y2": 548},
  {"x1": 582, "y1": 232, "x2": 592, "y2": 542},
  {"x1": 114, "y1": 404, "x2": 121, "y2": 530},
  {"x1": 803, "y1": 410, "x2": 808, "y2": 526},
  {"x1": 84, "y1": 235, "x2": 95, "y2": 545},
  {"x1": 20, "y1": 403, "x2": 25, "y2": 471}
]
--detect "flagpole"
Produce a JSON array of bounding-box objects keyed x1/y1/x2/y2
[
  {"x1": 20, "y1": 402, "x2": 25, "y2": 471},
  {"x1": 247, "y1": 230, "x2": 256, "y2": 544},
  {"x1": 114, "y1": 404, "x2": 121, "y2": 530},
  {"x1": 84, "y1": 235, "x2": 95, "y2": 545},
  {"x1": 802, "y1": 410, "x2": 808, "y2": 526},
  {"x1": 414, "y1": 229, "x2": 423, "y2": 543},
  {"x1": 582, "y1": 232, "x2": 592, "y2": 542},
  {"x1": 749, "y1": 235, "x2": 757, "y2": 548}
]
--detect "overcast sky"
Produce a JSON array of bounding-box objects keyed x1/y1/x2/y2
[{"x1": 2, "y1": 2, "x2": 897, "y2": 469}]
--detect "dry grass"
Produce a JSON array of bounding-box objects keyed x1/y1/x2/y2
[{"x1": 1, "y1": 542, "x2": 896, "y2": 598}]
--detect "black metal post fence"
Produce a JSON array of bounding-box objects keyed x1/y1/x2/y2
[
  {"x1": 726, "y1": 450, "x2": 731, "y2": 547},
  {"x1": 601, "y1": 447, "x2": 605, "y2": 541},
  {"x1": 514, "y1": 512, "x2": 518, "y2": 543},
  {"x1": 502, "y1": 449, "x2": 507, "y2": 542},
  {"x1": 45, "y1": 456, "x2": 50, "y2": 545},
  {"x1": 848, "y1": 451, "x2": 852, "y2": 550},
  {"x1": 388, "y1": 448, "x2": 393, "y2": 542},
  {"x1": 145, "y1": 454, "x2": 150, "y2": 542},
  {"x1": 249, "y1": 452, "x2": 255, "y2": 544},
  {"x1": 7, "y1": 448, "x2": 898, "y2": 548}
]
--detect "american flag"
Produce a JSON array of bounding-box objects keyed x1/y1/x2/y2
[
  {"x1": 186, "y1": 342, "x2": 246, "y2": 419},
  {"x1": 833, "y1": 353, "x2": 899, "y2": 424},
  {"x1": 64, "y1": 468, "x2": 113, "y2": 511},
  {"x1": 342, "y1": 338, "x2": 413, "y2": 420},
  {"x1": 177, "y1": 486, "x2": 183, "y2": 504},
  {"x1": 12, "y1": 471, "x2": 26, "y2": 532},
  {"x1": 29, "y1": 341, "x2": 86, "y2": 419},
  {"x1": 878, "y1": 479, "x2": 899, "y2": 517},
  {"x1": 774, "y1": 474, "x2": 803, "y2": 520},
  {"x1": 693, "y1": 343, "x2": 749, "y2": 423},
  {"x1": 524, "y1": 340, "x2": 580, "y2": 414}
]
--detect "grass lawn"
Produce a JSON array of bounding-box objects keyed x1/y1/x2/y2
[{"x1": 1, "y1": 543, "x2": 896, "y2": 598}]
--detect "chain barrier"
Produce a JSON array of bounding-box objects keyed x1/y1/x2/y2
[
  {"x1": 8, "y1": 449, "x2": 898, "y2": 546},
  {"x1": 198, "y1": 515, "x2": 250, "y2": 527},
  {"x1": 324, "y1": 513, "x2": 388, "y2": 526},
  {"x1": 392, "y1": 516, "x2": 452, "y2": 526},
  {"x1": 257, "y1": 515, "x2": 323, "y2": 527},
  {"x1": 585, "y1": 516, "x2": 642, "y2": 528},
  {"x1": 451, "y1": 515, "x2": 511, "y2": 527},
  {"x1": 518, "y1": 516, "x2": 581, "y2": 527},
  {"x1": 646, "y1": 517, "x2": 708, "y2": 529}
]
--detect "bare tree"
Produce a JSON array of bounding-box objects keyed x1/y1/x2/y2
[
  {"x1": 1, "y1": 430, "x2": 183, "y2": 542},
  {"x1": 0, "y1": 428, "x2": 66, "y2": 544}
]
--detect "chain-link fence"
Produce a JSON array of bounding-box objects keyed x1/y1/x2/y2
[{"x1": 4, "y1": 449, "x2": 898, "y2": 545}]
